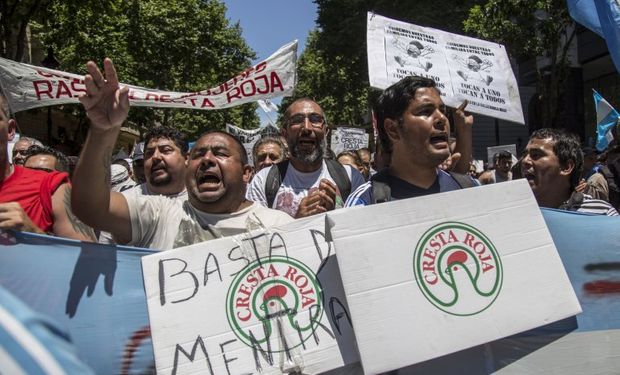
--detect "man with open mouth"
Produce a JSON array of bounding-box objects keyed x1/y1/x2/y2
[
  {"x1": 521, "y1": 128, "x2": 618, "y2": 216},
  {"x1": 71, "y1": 59, "x2": 293, "y2": 250},
  {"x1": 246, "y1": 98, "x2": 365, "y2": 218},
  {"x1": 345, "y1": 75, "x2": 476, "y2": 206}
]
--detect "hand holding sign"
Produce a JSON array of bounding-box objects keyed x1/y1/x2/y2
[{"x1": 79, "y1": 58, "x2": 129, "y2": 131}]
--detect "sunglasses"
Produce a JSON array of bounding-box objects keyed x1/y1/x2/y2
[{"x1": 287, "y1": 113, "x2": 325, "y2": 128}]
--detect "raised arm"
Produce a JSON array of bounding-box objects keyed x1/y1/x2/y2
[
  {"x1": 451, "y1": 100, "x2": 473, "y2": 174},
  {"x1": 71, "y1": 58, "x2": 132, "y2": 244}
]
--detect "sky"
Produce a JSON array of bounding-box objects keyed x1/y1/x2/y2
[{"x1": 223, "y1": 1, "x2": 318, "y2": 126}]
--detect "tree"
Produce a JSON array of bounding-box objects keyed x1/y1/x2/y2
[
  {"x1": 32, "y1": 0, "x2": 259, "y2": 139},
  {"x1": 287, "y1": 0, "x2": 485, "y2": 127},
  {"x1": 463, "y1": 0, "x2": 576, "y2": 129},
  {"x1": 0, "y1": 0, "x2": 50, "y2": 61}
]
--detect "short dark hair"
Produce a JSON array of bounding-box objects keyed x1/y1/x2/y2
[
  {"x1": 530, "y1": 128, "x2": 583, "y2": 189},
  {"x1": 374, "y1": 76, "x2": 438, "y2": 154},
  {"x1": 252, "y1": 136, "x2": 284, "y2": 163},
  {"x1": 24, "y1": 145, "x2": 69, "y2": 173},
  {"x1": 143, "y1": 126, "x2": 189, "y2": 154},
  {"x1": 195, "y1": 130, "x2": 249, "y2": 166},
  {"x1": 494, "y1": 150, "x2": 512, "y2": 164},
  {"x1": 283, "y1": 98, "x2": 327, "y2": 128}
]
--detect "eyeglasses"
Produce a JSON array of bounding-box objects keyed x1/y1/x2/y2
[{"x1": 287, "y1": 113, "x2": 325, "y2": 128}]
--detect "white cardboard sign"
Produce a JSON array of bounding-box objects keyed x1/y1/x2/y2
[
  {"x1": 367, "y1": 12, "x2": 524, "y2": 124},
  {"x1": 326, "y1": 180, "x2": 581, "y2": 374},
  {"x1": 141, "y1": 214, "x2": 359, "y2": 374}
]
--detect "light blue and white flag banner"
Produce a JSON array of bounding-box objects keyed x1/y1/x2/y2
[
  {"x1": 0, "y1": 232, "x2": 155, "y2": 374},
  {"x1": 568, "y1": 0, "x2": 620, "y2": 73},
  {"x1": 594, "y1": 89, "x2": 620, "y2": 151},
  {"x1": 1, "y1": 206, "x2": 620, "y2": 373}
]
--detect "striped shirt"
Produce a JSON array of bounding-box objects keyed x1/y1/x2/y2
[
  {"x1": 561, "y1": 193, "x2": 619, "y2": 216},
  {"x1": 0, "y1": 285, "x2": 94, "y2": 374},
  {"x1": 345, "y1": 169, "x2": 468, "y2": 207}
]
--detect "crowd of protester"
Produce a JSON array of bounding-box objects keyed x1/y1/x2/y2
[{"x1": 1, "y1": 59, "x2": 618, "y2": 250}]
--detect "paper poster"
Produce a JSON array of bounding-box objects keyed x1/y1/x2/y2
[
  {"x1": 226, "y1": 123, "x2": 280, "y2": 164},
  {"x1": 368, "y1": 12, "x2": 524, "y2": 124},
  {"x1": 330, "y1": 127, "x2": 369, "y2": 156}
]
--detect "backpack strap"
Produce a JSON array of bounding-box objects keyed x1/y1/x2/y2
[
  {"x1": 325, "y1": 159, "x2": 351, "y2": 202},
  {"x1": 265, "y1": 160, "x2": 289, "y2": 208},
  {"x1": 447, "y1": 171, "x2": 476, "y2": 189},
  {"x1": 599, "y1": 165, "x2": 620, "y2": 209},
  {"x1": 369, "y1": 170, "x2": 392, "y2": 203},
  {"x1": 559, "y1": 192, "x2": 585, "y2": 211},
  {"x1": 371, "y1": 180, "x2": 392, "y2": 203}
]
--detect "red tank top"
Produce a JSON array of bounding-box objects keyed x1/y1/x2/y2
[{"x1": 0, "y1": 166, "x2": 69, "y2": 233}]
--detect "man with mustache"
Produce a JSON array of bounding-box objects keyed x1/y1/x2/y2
[
  {"x1": 345, "y1": 75, "x2": 475, "y2": 206},
  {"x1": 521, "y1": 128, "x2": 618, "y2": 216},
  {"x1": 246, "y1": 98, "x2": 365, "y2": 218},
  {"x1": 123, "y1": 126, "x2": 187, "y2": 199},
  {"x1": 71, "y1": 59, "x2": 292, "y2": 250}
]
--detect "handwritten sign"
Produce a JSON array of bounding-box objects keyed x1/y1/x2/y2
[
  {"x1": 141, "y1": 214, "x2": 359, "y2": 374},
  {"x1": 368, "y1": 13, "x2": 524, "y2": 124},
  {"x1": 0, "y1": 41, "x2": 297, "y2": 113}
]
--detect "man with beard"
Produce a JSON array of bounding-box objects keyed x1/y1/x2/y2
[
  {"x1": 521, "y1": 128, "x2": 618, "y2": 216},
  {"x1": 345, "y1": 75, "x2": 475, "y2": 206},
  {"x1": 123, "y1": 126, "x2": 187, "y2": 199},
  {"x1": 246, "y1": 98, "x2": 365, "y2": 218},
  {"x1": 71, "y1": 59, "x2": 292, "y2": 250}
]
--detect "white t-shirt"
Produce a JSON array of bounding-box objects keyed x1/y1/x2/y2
[
  {"x1": 125, "y1": 195, "x2": 293, "y2": 250},
  {"x1": 246, "y1": 160, "x2": 365, "y2": 217},
  {"x1": 122, "y1": 183, "x2": 188, "y2": 199},
  {"x1": 98, "y1": 184, "x2": 187, "y2": 245}
]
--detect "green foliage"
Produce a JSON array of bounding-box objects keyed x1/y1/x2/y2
[
  {"x1": 1, "y1": 0, "x2": 51, "y2": 60},
  {"x1": 463, "y1": 0, "x2": 576, "y2": 128},
  {"x1": 32, "y1": 0, "x2": 259, "y2": 139},
  {"x1": 288, "y1": 0, "x2": 484, "y2": 127},
  {"x1": 463, "y1": 0, "x2": 573, "y2": 59}
]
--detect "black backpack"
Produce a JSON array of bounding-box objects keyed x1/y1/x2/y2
[
  {"x1": 371, "y1": 171, "x2": 476, "y2": 204},
  {"x1": 265, "y1": 159, "x2": 351, "y2": 208}
]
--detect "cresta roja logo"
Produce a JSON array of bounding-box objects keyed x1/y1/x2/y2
[
  {"x1": 413, "y1": 222, "x2": 502, "y2": 316},
  {"x1": 226, "y1": 256, "x2": 323, "y2": 349}
]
